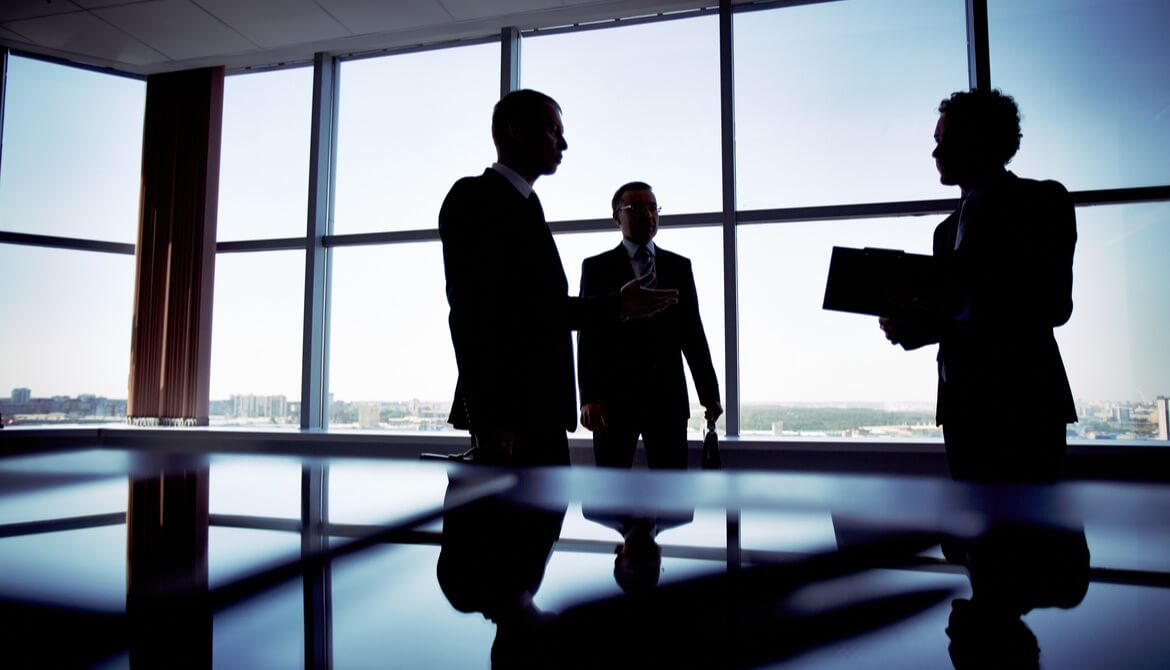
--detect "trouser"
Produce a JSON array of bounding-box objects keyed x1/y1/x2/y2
[
  {"x1": 942, "y1": 420, "x2": 1068, "y2": 483},
  {"x1": 592, "y1": 415, "x2": 688, "y2": 470}
]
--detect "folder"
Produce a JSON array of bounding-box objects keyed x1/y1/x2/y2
[{"x1": 822, "y1": 246, "x2": 942, "y2": 317}]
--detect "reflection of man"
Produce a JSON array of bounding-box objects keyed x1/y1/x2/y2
[
  {"x1": 439, "y1": 91, "x2": 678, "y2": 466},
  {"x1": 946, "y1": 521, "x2": 1089, "y2": 669},
  {"x1": 578, "y1": 182, "x2": 722, "y2": 469},
  {"x1": 582, "y1": 507, "x2": 695, "y2": 595},
  {"x1": 879, "y1": 89, "x2": 1077, "y2": 482}
]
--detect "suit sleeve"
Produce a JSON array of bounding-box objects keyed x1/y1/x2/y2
[
  {"x1": 576, "y1": 257, "x2": 617, "y2": 406},
  {"x1": 678, "y1": 259, "x2": 721, "y2": 408}
]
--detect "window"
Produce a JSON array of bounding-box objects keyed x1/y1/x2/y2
[
  {"x1": 0, "y1": 56, "x2": 142, "y2": 424},
  {"x1": 0, "y1": 54, "x2": 145, "y2": 242},
  {"x1": 1058, "y1": 203, "x2": 1170, "y2": 440},
  {"x1": 988, "y1": 0, "x2": 1170, "y2": 191},
  {"x1": 522, "y1": 15, "x2": 722, "y2": 220},
  {"x1": 328, "y1": 243, "x2": 456, "y2": 431},
  {"x1": 333, "y1": 44, "x2": 500, "y2": 234},
  {"x1": 738, "y1": 217, "x2": 940, "y2": 438},
  {"x1": 217, "y1": 66, "x2": 313, "y2": 241},
  {"x1": 734, "y1": 0, "x2": 968, "y2": 209},
  {"x1": 209, "y1": 250, "x2": 305, "y2": 427}
]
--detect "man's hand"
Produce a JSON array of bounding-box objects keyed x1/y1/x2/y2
[
  {"x1": 580, "y1": 402, "x2": 608, "y2": 432},
  {"x1": 472, "y1": 429, "x2": 515, "y2": 464},
  {"x1": 704, "y1": 402, "x2": 723, "y2": 423},
  {"x1": 620, "y1": 274, "x2": 678, "y2": 319},
  {"x1": 878, "y1": 316, "x2": 903, "y2": 346}
]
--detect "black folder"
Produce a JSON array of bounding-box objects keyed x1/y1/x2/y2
[{"x1": 822, "y1": 246, "x2": 941, "y2": 317}]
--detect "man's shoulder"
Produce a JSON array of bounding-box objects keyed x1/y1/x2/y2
[
  {"x1": 582, "y1": 245, "x2": 626, "y2": 267},
  {"x1": 654, "y1": 245, "x2": 693, "y2": 271},
  {"x1": 1002, "y1": 173, "x2": 1071, "y2": 202}
]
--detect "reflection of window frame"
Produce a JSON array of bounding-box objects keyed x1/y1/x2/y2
[{"x1": 3, "y1": 0, "x2": 1169, "y2": 443}]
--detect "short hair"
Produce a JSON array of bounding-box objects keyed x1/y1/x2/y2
[
  {"x1": 939, "y1": 89, "x2": 1022, "y2": 165},
  {"x1": 491, "y1": 89, "x2": 560, "y2": 148},
  {"x1": 611, "y1": 181, "x2": 654, "y2": 212}
]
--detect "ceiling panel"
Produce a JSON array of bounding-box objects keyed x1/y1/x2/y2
[
  {"x1": 317, "y1": 0, "x2": 453, "y2": 35},
  {"x1": 96, "y1": 0, "x2": 256, "y2": 60},
  {"x1": 5, "y1": 10, "x2": 166, "y2": 67},
  {"x1": 0, "y1": 0, "x2": 83, "y2": 23},
  {"x1": 195, "y1": 0, "x2": 351, "y2": 49},
  {"x1": 438, "y1": 0, "x2": 559, "y2": 22}
]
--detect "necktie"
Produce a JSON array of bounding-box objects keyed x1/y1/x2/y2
[{"x1": 635, "y1": 245, "x2": 656, "y2": 287}]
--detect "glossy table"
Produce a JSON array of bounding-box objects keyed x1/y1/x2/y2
[{"x1": 1, "y1": 446, "x2": 1168, "y2": 668}]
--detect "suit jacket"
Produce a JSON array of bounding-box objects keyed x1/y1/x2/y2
[
  {"x1": 900, "y1": 171, "x2": 1077, "y2": 427},
  {"x1": 577, "y1": 244, "x2": 720, "y2": 423},
  {"x1": 439, "y1": 168, "x2": 619, "y2": 433}
]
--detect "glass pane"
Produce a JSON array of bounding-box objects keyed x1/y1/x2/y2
[
  {"x1": 734, "y1": 0, "x2": 968, "y2": 209},
  {"x1": 988, "y1": 0, "x2": 1170, "y2": 191},
  {"x1": 334, "y1": 43, "x2": 500, "y2": 234},
  {"x1": 738, "y1": 217, "x2": 941, "y2": 438},
  {"x1": 0, "y1": 245, "x2": 134, "y2": 424},
  {"x1": 0, "y1": 54, "x2": 144, "y2": 242},
  {"x1": 217, "y1": 67, "x2": 313, "y2": 241},
  {"x1": 1058, "y1": 203, "x2": 1170, "y2": 441},
  {"x1": 209, "y1": 250, "x2": 305, "y2": 427},
  {"x1": 523, "y1": 15, "x2": 721, "y2": 220},
  {"x1": 556, "y1": 224, "x2": 725, "y2": 436},
  {"x1": 328, "y1": 242, "x2": 459, "y2": 431}
]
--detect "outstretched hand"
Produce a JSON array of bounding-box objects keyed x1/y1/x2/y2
[{"x1": 619, "y1": 273, "x2": 678, "y2": 319}]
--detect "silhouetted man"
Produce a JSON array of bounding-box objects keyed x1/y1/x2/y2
[
  {"x1": 578, "y1": 182, "x2": 722, "y2": 469},
  {"x1": 439, "y1": 90, "x2": 677, "y2": 466},
  {"x1": 879, "y1": 89, "x2": 1077, "y2": 482}
]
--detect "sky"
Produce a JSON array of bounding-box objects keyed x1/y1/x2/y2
[{"x1": 1, "y1": 0, "x2": 1168, "y2": 409}]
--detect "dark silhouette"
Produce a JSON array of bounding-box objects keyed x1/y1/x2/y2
[
  {"x1": 582, "y1": 507, "x2": 696, "y2": 595},
  {"x1": 879, "y1": 89, "x2": 1077, "y2": 482},
  {"x1": 578, "y1": 181, "x2": 722, "y2": 469},
  {"x1": 946, "y1": 521, "x2": 1090, "y2": 669},
  {"x1": 436, "y1": 475, "x2": 567, "y2": 668},
  {"x1": 439, "y1": 90, "x2": 678, "y2": 466}
]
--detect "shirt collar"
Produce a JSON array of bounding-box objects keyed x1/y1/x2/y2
[
  {"x1": 490, "y1": 162, "x2": 533, "y2": 199},
  {"x1": 621, "y1": 238, "x2": 656, "y2": 259}
]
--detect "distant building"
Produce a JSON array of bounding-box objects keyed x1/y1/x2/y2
[
  {"x1": 12, "y1": 388, "x2": 31, "y2": 403},
  {"x1": 1157, "y1": 397, "x2": 1169, "y2": 441},
  {"x1": 358, "y1": 403, "x2": 381, "y2": 428}
]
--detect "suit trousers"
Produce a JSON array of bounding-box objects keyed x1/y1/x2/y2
[
  {"x1": 592, "y1": 415, "x2": 688, "y2": 470},
  {"x1": 942, "y1": 420, "x2": 1067, "y2": 483}
]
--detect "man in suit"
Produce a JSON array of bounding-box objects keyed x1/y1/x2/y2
[
  {"x1": 578, "y1": 182, "x2": 722, "y2": 469},
  {"x1": 439, "y1": 90, "x2": 678, "y2": 466},
  {"x1": 879, "y1": 89, "x2": 1077, "y2": 482}
]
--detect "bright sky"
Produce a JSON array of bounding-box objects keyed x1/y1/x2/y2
[{"x1": 1, "y1": 0, "x2": 1168, "y2": 408}]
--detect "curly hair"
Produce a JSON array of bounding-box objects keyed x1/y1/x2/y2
[{"x1": 939, "y1": 89, "x2": 1022, "y2": 165}]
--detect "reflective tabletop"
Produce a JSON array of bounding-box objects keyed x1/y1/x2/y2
[{"x1": 1, "y1": 446, "x2": 1168, "y2": 669}]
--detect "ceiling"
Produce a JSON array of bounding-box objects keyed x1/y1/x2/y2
[{"x1": 0, "y1": 0, "x2": 731, "y2": 76}]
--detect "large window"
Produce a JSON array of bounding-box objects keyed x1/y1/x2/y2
[
  {"x1": 734, "y1": 0, "x2": 968, "y2": 209},
  {"x1": 0, "y1": 55, "x2": 143, "y2": 425},
  {"x1": 217, "y1": 66, "x2": 313, "y2": 242},
  {"x1": 333, "y1": 43, "x2": 500, "y2": 234},
  {"x1": 987, "y1": 0, "x2": 1170, "y2": 191},
  {"x1": 209, "y1": 250, "x2": 305, "y2": 427},
  {"x1": 0, "y1": 55, "x2": 144, "y2": 242},
  {"x1": 6, "y1": 0, "x2": 1168, "y2": 443},
  {"x1": 328, "y1": 243, "x2": 456, "y2": 431},
  {"x1": 522, "y1": 15, "x2": 722, "y2": 220},
  {"x1": 738, "y1": 217, "x2": 940, "y2": 437}
]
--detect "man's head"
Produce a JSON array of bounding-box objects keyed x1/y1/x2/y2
[
  {"x1": 612, "y1": 181, "x2": 659, "y2": 245},
  {"x1": 932, "y1": 89, "x2": 1021, "y2": 189},
  {"x1": 491, "y1": 89, "x2": 567, "y2": 184}
]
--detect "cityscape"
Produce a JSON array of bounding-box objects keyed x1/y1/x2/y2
[{"x1": 3, "y1": 387, "x2": 1168, "y2": 442}]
